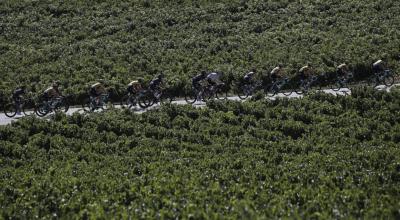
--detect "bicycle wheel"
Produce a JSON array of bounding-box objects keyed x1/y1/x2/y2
[
  {"x1": 367, "y1": 77, "x2": 379, "y2": 88},
  {"x1": 265, "y1": 85, "x2": 277, "y2": 97},
  {"x1": 184, "y1": 90, "x2": 197, "y2": 104},
  {"x1": 82, "y1": 99, "x2": 94, "y2": 112},
  {"x1": 121, "y1": 95, "x2": 136, "y2": 109},
  {"x1": 54, "y1": 100, "x2": 69, "y2": 113},
  {"x1": 138, "y1": 95, "x2": 152, "y2": 109},
  {"x1": 295, "y1": 89, "x2": 303, "y2": 95},
  {"x1": 282, "y1": 89, "x2": 293, "y2": 96},
  {"x1": 160, "y1": 93, "x2": 173, "y2": 105},
  {"x1": 238, "y1": 86, "x2": 250, "y2": 100},
  {"x1": 384, "y1": 75, "x2": 395, "y2": 87},
  {"x1": 4, "y1": 103, "x2": 17, "y2": 118},
  {"x1": 331, "y1": 80, "x2": 342, "y2": 91},
  {"x1": 216, "y1": 89, "x2": 228, "y2": 100},
  {"x1": 34, "y1": 103, "x2": 48, "y2": 117},
  {"x1": 22, "y1": 99, "x2": 35, "y2": 116}
]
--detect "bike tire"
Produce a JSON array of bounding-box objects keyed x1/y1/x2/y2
[
  {"x1": 160, "y1": 94, "x2": 173, "y2": 105},
  {"x1": 184, "y1": 90, "x2": 197, "y2": 104},
  {"x1": 331, "y1": 81, "x2": 341, "y2": 91},
  {"x1": 266, "y1": 85, "x2": 277, "y2": 97},
  {"x1": 238, "y1": 86, "x2": 249, "y2": 100},
  {"x1": 4, "y1": 103, "x2": 17, "y2": 118},
  {"x1": 22, "y1": 99, "x2": 35, "y2": 116},
  {"x1": 216, "y1": 89, "x2": 228, "y2": 100},
  {"x1": 384, "y1": 75, "x2": 395, "y2": 87},
  {"x1": 138, "y1": 96, "x2": 152, "y2": 109},
  {"x1": 295, "y1": 86, "x2": 305, "y2": 95},
  {"x1": 34, "y1": 104, "x2": 48, "y2": 117},
  {"x1": 282, "y1": 90, "x2": 293, "y2": 96},
  {"x1": 367, "y1": 77, "x2": 379, "y2": 88},
  {"x1": 82, "y1": 100, "x2": 93, "y2": 112},
  {"x1": 121, "y1": 95, "x2": 136, "y2": 109},
  {"x1": 54, "y1": 100, "x2": 69, "y2": 113}
]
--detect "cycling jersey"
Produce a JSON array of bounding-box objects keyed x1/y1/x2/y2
[
  {"x1": 149, "y1": 78, "x2": 163, "y2": 90},
  {"x1": 337, "y1": 64, "x2": 349, "y2": 76},
  {"x1": 192, "y1": 74, "x2": 206, "y2": 90},
  {"x1": 271, "y1": 67, "x2": 284, "y2": 81},
  {"x1": 12, "y1": 88, "x2": 25, "y2": 99},
  {"x1": 44, "y1": 87, "x2": 61, "y2": 99},
  {"x1": 192, "y1": 74, "x2": 207, "y2": 83},
  {"x1": 299, "y1": 66, "x2": 313, "y2": 80},
  {"x1": 243, "y1": 72, "x2": 255, "y2": 83},
  {"x1": 90, "y1": 83, "x2": 106, "y2": 97},
  {"x1": 207, "y1": 72, "x2": 221, "y2": 86},
  {"x1": 373, "y1": 60, "x2": 384, "y2": 73},
  {"x1": 127, "y1": 81, "x2": 142, "y2": 94}
]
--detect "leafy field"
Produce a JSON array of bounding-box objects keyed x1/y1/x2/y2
[
  {"x1": 1, "y1": 87, "x2": 400, "y2": 218},
  {"x1": 1, "y1": 0, "x2": 400, "y2": 104}
]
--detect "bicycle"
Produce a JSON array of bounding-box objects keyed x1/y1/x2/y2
[
  {"x1": 184, "y1": 82, "x2": 227, "y2": 103},
  {"x1": 331, "y1": 72, "x2": 354, "y2": 91},
  {"x1": 295, "y1": 75, "x2": 320, "y2": 95},
  {"x1": 237, "y1": 81, "x2": 263, "y2": 100},
  {"x1": 4, "y1": 94, "x2": 36, "y2": 118},
  {"x1": 368, "y1": 69, "x2": 395, "y2": 88},
  {"x1": 265, "y1": 77, "x2": 293, "y2": 97},
  {"x1": 82, "y1": 93, "x2": 114, "y2": 112},
  {"x1": 35, "y1": 96, "x2": 69, "y2": 117},
  {"x1": 120, "y1": 90, "x2": 148, "y2": 110},
  {"x1": 138, "y1": 87, "x2": 174, "y2": 109}
]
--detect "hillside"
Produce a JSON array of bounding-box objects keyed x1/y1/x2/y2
[
  {"x1": 1, "y1": 88, "x2": 400, "y2": 218},
  {"x1": 0, "y1": 0, "x2": 399, "y2": 102}
]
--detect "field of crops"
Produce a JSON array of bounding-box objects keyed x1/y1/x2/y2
[
  {"x1": 1, "y1": 0, "x2": 400, "y2": 104},
  {"x1": 1, "y1": 87, "x2": 400, "y2": 218}
]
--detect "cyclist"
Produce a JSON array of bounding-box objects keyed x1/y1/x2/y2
[
  {"x1": 149, "y1": 74, "x2": 164, "y2": 90},
  {"x1": 337, "y1": 63, "x2": 349, "y2": 77},
  {"x1": 372, "y1": 59, "x2": 385, "y2": 74},
  {"x1": 43, "y1": 81, "x2": 62, "y2": 102},
  {"x1": 207, "y1": 72, "x2": 223, "y2": 87},
  {"x1": 299, "y1": 64, "x2": 314, "y2": 82},
  {"x1": 270, "y1": 64, "x2": 285, "y2": 83},
  {"x1": 127, "y1": 78, "x2": 144, "y2": 96},
  {"x1": 243, "y1": 70, "x2": 256, "y2": 85},
  {"x1": 192, "y1": 71, "x2": 207, "y2": 92},
  {"x1": 148, "y1": 73, "x2": 165, "y2": 100},
  {"x1": 336, "y1": 63, "x2": 351, "y2": 80},
  {"x1": 12, "y1": 86, "x2": 26, "y2": 115},
  {"x1": 90, "y1": 80, "x2": 107, "y2": 106}
]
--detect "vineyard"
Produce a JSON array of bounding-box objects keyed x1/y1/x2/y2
[
  {"x1": 1, "y1": 87, "x2": 400, "y2": 218},
  {"x1": 1, "y1": 0, "x2": 400, "y2": 104}
]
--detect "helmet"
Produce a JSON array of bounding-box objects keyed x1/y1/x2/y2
[
  {"x1": 20, "y1": 85, "x2": 27, "y2": 90},
  {"x1": 157, "y1": 73, "x2": 164, "y2": 79},
  {"x1": 52, "y1": 81, "x2": 60, "y2": 87},
  {"x1": 201, "y1": 71, "x2": 207, "y2": 77}
]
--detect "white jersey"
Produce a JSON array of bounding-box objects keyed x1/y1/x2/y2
[{"x1": 207, "y1": 72, "x2": 220, "y2": 82}]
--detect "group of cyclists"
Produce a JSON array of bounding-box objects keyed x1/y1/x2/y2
[{"x1": 5, "y1": 59, "x2": 393, "y2": 116}]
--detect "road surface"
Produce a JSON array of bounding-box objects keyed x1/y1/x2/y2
[{"x1": 0, "y1": 85, "x2": 394, "y2": 126}]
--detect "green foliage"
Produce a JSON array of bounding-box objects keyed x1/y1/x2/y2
[
  {"x1": 1, "y1": 0, "x2": 400, "y2": 104},
  {"x1": 1, "y1": 91, "x2": 400, "y2": 218}
]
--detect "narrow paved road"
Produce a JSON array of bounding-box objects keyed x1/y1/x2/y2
[{"x1": 0, "y1": 85, "x2": 394, "y2": 126}]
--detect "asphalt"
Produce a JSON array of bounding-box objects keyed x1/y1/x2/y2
[{"x1": 0, "y1": 85, "x2": 394, "y2": 126}]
